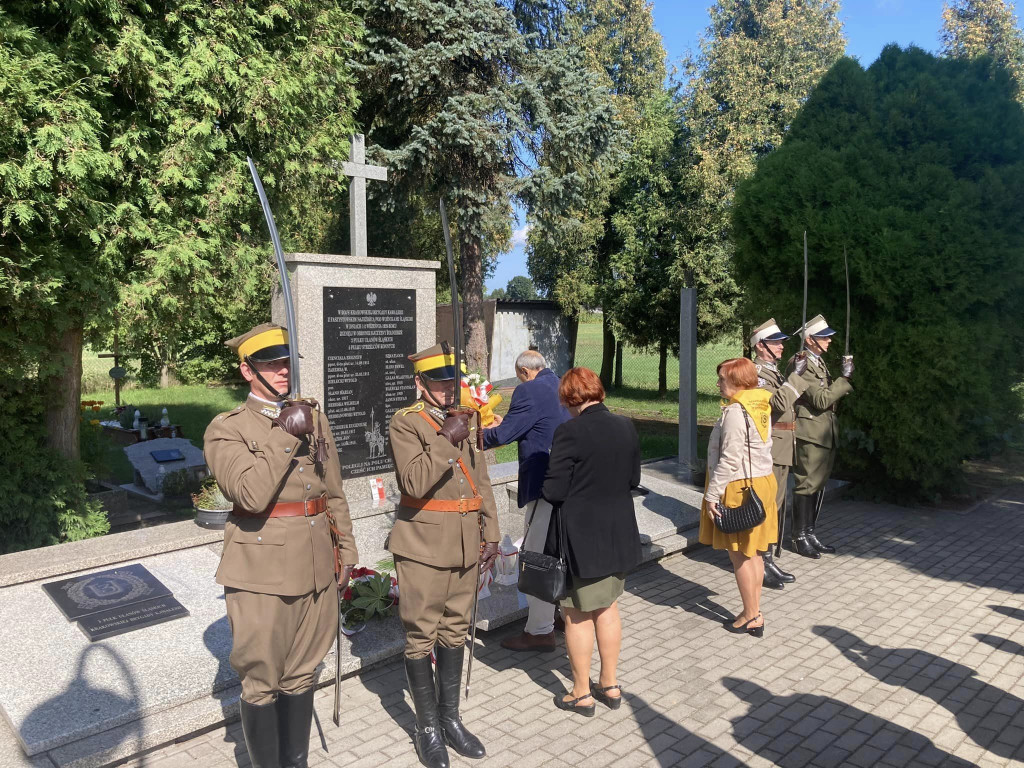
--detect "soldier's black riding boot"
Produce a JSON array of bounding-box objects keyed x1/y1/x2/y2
[
  {"x1": 240, "y1": 698, "x2": 281, "y2": 768},
  {"x1": 761, "y1": 553, "x2": 784, "y2": 589},
  {"x1": 277, "y1": 689, "x2": 315, "y2": 768},
  {"x1": 435, "y1": 644, "x2": 486, "y2": 759},
  {"x1": 763, "y1": 549, "x2": 795, "y2": 586},
  {"x1": 805, "y1": 491, "x2": 836, "y2": 554},
  {"x1": 405, "y1": 655, "x2": 450, "y2": 768},
  {"x1": 791, "y1": 495, "x2": 821, "y2": 559}
]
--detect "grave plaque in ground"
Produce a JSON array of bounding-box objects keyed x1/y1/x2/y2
[
  {"x1": 42, "y1": 563, "x2": 188, "y2": 640},
  {"x1": 323, "y1": 287, "x2": 418, "y2": 479}
]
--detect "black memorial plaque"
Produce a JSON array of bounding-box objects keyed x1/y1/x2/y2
[
  {"x1": 43, "y1": 563, "x2": 173, "y2": 621},
  {"x1": 77, "y1": 595, "x2": 189, "y2": 642},
  {"x1": 323, "y1": 287, "x2": 418, "y2": 479}
]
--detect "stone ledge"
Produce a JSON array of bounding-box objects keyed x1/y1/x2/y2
[{"x1": 0, "y1": 521, "x2": 222, "y2": 589}]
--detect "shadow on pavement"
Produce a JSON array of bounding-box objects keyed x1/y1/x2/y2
[
  {"x1": 991, "y1": 604, "x2": 1024, "y2": 622},
  {"x1": 974, "y1": 633, "x2": 1024, "y2": 656},
  {"x1": 626, "y1": 558, "x2": 736, "y2": 625},
  {"x1": 623, "y1": 692, "x2": 740, "y2": 767},
  {"x1": 814, "y1": 626, "x2": 1024, "y2": 760},
  {"x1": 722, "y1": 676, "x2": 977, "y2": 767}
]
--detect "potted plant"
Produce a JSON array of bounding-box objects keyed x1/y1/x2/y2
[
  {"x1": 191, "y1": 477, "x2": 232, "y2": 530},
  {"x1": 339, "y1": 567, "x2": 399, "y2": 636}
]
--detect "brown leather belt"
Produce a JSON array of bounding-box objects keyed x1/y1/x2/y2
[
  {"x1": 773, "y1": 422, "x2": 796, "y2": 431},
  {"x1": 233, "y1": 493, "x2": 328, "y2": 518},
  {"x1": 399, "y1": 494, "x2": 482, "y2": 513}
]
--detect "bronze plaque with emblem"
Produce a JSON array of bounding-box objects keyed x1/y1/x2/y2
[
  {"x1": 42, "y1": 564, "x2": 188, "y2": 640},
  {"x1": 323, "y1": 286, "x2": 418, "y2": 478}
]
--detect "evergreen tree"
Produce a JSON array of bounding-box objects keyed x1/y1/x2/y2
[
  {"x1": 732, "y1": 47, "x2": 1024, "y2": 497},
  {"x1": 941, "y1": 0, "x2": 1024, "y2": 100},
  {"x1": 354, "y1": 0, "x2": 616, "y2": 372},
  {"x1": 680, "y1": 0, "x2": 846, "y2": 340},
  {"x1": 0, "y1": 0, "x2": 361, "y2": 547},
  {"x1": 526, "y1": 0, "x2": 666, "y2": 386}
]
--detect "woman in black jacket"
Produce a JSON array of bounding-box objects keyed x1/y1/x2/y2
[{"x1": 542, "y1": 367, "x2": 642, "y2": 716}]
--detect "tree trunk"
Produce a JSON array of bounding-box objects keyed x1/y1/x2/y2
[
  {"x1": 599, "y1": 313, "x2": 615, "y2": 388},
  {"x1": 44, "y1": 326, "x2": 83, "y2": 462},
  {"x1": 741, "y1": 321, "x2": 752, "y2": 359},
  {"x1": 160, "y1": 364, "x2": 171, "y2": 389},
  {"x1": 658, "y1": 340, "x2": 668, "y2": 398},
  {"x1": 459, "y1": 229, "x2": 489, "y2": 376},
  {"x1": 614, "y1": 340, "x2": 623, "y2": 389}
]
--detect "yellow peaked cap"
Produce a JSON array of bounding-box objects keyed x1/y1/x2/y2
[{"x1": 236, "y1": 327, "x2": 289, "y2": 362}]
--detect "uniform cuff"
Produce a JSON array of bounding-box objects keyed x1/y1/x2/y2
[
  {"x1": 265, "y1": 427, "x2": 302, "y2": 458},
  {"x1": 430, "y1": 435, "x2": 464, "y2": 463}
]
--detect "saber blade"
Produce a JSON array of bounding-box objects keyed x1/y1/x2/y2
[
  {"x1": 247, "y1": 157, "x2": 301, "y2": 397},
  {"x1": 800, "y1": 230, "x2": 808, "y2": 354},
  {"x1": 844, "y1": 246, "x2": 851, "y2": 357},
  {"x1": 439, "y1": 198, "x2": 461, "y2": 408}
]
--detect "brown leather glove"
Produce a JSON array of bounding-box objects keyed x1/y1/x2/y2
[
  {"x1": 438, "y1": 410, "x2": 472, "y2": 446},
  {"x1": 841, "y1": 355, "x2": 854, "y2": 379},
  {"x1": 793, "y1": 350, "x2": 808, "y2": 376},
  {"x1": 337, "y1": 564, "x2": 354, "y2": 592},
  {"x1": 273, "y1": 402, "x2": 314, "y2": 437},
  {"x1": 479, "y1": 542, "x2": 499, "y2": 573}
]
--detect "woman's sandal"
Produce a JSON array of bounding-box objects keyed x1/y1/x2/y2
[
  {"x1": 723, "y1": 613, "x2": 764, "y2": 638},
  {"x1": 589, "y1": 680, "x2": 623, "y2": 710},
  {"x1": 553, "y1": 692, "x2": 596, "y2": 717}
]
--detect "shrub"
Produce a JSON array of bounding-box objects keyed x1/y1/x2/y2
[
  {"x1": 0, "y1": 382, "x2": 109, "y2": 552},
  {"x1": 732, "y1": 47, "x2": 1024, "y2": 498}
]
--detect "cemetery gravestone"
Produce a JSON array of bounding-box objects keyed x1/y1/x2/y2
[{"x1": 122, "y1": 437, "x2": 207, "y2": 496}]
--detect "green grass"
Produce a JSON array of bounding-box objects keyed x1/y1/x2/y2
[
  {"x1": 573, "y1": 323, "x2": 741, "y2": 423},
  {"x1": 81, "y1": 383, "x2": 248, "y2": 483}
]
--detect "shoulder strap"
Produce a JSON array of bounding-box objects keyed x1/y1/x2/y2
[
  {"x1": 416, "y1": 409, "x2": 481, "y2": 498},
  {"x1": 739, "y1": 408, "x2": 754, "y2": 488}
]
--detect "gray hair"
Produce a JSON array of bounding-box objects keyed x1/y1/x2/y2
[{"x1": 515, "y1": 349, "x2": 546, "y2": 372}]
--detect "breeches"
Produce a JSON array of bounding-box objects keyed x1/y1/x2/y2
[
  {"x1": 225, "y1": 584, "x2": 338, "y2": 705},
  {"x1": 792, "y1": 441, "x2": 836, "y2": 497},
  {"x1": 395, "y1": 556, "x2": 476, "y2": 659}
]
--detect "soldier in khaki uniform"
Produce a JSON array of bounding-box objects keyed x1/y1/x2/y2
[
  {"x1": 388, "y1": 343, "x2": 500, "y2": 768},
  {"x1": 204, "y1": 324, "x2": 358, "y2": 768},
  {"x1": 751, "y1": 319, "x2": 810, "y2": 589},
  {"x1": 786, "y1": 314, "x2": 853, "y2": 558}
]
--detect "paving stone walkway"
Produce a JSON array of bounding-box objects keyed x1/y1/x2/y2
[{"x1": 123, "y1": 487, "x2": 1024, "y2": 768}]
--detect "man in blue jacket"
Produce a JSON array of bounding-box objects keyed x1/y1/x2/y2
[{"x1": 482, "y1": 349, "x2": 570, "y2": 652}]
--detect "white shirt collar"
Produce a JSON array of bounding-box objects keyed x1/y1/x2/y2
[{"x1": 248, "y1": 392, "x2": 285, "y2": 408}]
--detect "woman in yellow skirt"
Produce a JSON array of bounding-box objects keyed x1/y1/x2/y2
[{"x1": 699, "y1": 358, "x2": 779, "y2": 637}]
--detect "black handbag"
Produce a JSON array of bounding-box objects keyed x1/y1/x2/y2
[
  {"x1": 517, "y1": 501, "x2": 570, "y2": 603},
  {"x1": 715, "y1": 409, "x2": 767, "y2": 535}
]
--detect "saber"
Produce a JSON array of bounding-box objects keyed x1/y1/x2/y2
[
  {"x1": 247, "y1": 157, "x2": 302, "y2": 398},
  {"x1": 465, "y1": 562, "x2": 481, "y2": 699},
  {"x1": 439, "y1": 198, "x2": 461, "y2": 410},
  {"x1": 844, "y1": 246, "x2": 851, "y2": 357},
  {"x1": 333, "y1": 589, "x2": 342, "y2": 725},
  {"x1": 800, "y1": 231, "x2": 808, "y2": 354}
]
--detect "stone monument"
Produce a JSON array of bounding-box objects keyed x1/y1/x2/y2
[{"x1": 272, "y1": 134, "x2": 439, "y2": 499}]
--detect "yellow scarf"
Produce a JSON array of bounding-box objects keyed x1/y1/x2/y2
[{"x1": 726, "y1": 388, "x2": 771, "y2": 443}]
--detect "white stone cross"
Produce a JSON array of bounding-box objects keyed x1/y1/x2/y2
[{"x1": 343, "y1": 134, "x2": 388, "y2": 259}]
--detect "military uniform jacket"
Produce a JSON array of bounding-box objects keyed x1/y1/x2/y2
[
  {"x1": 204, "y1": 397, "x2": 358, "y2": 597},
  {"x1": 786, "y1": 353, "x2": 853, "y2": 449},
  {"x1": 755, "y1": 358, "x2": 810, "y2": 467},
  {"x1": 387, "y1": 401, "x2": 500, "y2": 569}
]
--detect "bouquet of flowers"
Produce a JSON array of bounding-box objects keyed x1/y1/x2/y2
[
  {"x1": 461, "y1": 372, "x2": 502, "y2": 427},
  {"x1": 339, "y1": 565, "x2": 400, "y2": 635}
]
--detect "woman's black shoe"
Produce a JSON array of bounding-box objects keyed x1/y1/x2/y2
[
  {"x1": 554, "y1": 692, "x2": 596, "y2": 717},
  {"x1": 589, "y1": 680, "x2": 623, "y2": 710},
  {"x1": 724, "y1": 614, "x2": 764, "y2": 638}
]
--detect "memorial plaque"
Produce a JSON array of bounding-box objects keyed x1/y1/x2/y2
[
  {"x1": 77, "y1": 595, "x2": 189, "y2": 642},
  {"x1": 43, "y1": 564, "x2": 173, "y2": 621},
  {"x1": 323, "y1": 287, "x2": 418, "y2": 478}
]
